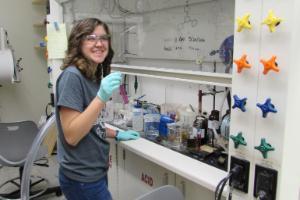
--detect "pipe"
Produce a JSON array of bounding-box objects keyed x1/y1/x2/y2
[
  {"x1": 20, "y1": 115, "x2": 56, "y2": 200},
  {"x1": 218, "y1": 88, "x2": 230, "y2": 123}
]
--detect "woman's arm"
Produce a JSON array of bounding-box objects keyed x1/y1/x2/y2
[{"x1": 59, "y1": 96, "x2": 105, "y2": 146}]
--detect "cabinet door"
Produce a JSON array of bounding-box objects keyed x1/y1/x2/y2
[
  {"x1": 107, "y1": 140, "x2": 118, "y2": 199},
  {"x1": 118, "y1": 146, "x2": 175, "y2": 200},
  {"x1": 175, "y1": 175, "x2": 224, "y2": 200}
]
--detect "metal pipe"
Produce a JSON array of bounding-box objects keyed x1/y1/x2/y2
[{"x1": 20, "y1": 115, "x2": 56, "y2": 200}]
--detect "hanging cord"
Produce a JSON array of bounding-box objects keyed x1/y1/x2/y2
[
  {"x1": 124, "y1": 74, "x2": 128, "y2": 94},
  {"x1": 45, "y1": 102, "x2": 53, "y2": 120},
  {"x1": 134, "y1": 75, "x2": 138, "y2": 94},
  {"x1": 215, "y1": 172, "x2": 232, "y2": 200},
  {"x1": 215, "y1": 165, "x2": 242, "y2": 200}
]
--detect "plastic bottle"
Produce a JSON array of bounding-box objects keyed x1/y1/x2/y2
[
  {"x1": 192, "y1": 112, "x2": 208, "y2": 146},
  {"x1": 208, "y1": 110, "x2": 220, "y2": 147},
  {"x1": 132, "y1": 106, "x2": 143, "y2": 132}
]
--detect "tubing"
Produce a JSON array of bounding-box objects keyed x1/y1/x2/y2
[
  {"x1": 20, "y1": 115, "x2": 56, "y2": 200},
  {"x1": 218, "y1": 88, "x2": 230, "y2": 122}
]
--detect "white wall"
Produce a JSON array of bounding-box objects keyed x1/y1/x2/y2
[
  {"x1": 0, "y1": 0, "x2": 49, "y2": 122},
  {"x1": 60, "y1": 0, "x2": 233, "y2": 114}
]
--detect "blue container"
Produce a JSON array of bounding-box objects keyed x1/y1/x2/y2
[{"x1": 159, "y1": 115, "x2": 174, "y2": 138}]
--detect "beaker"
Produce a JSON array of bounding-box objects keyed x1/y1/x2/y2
[
  {"x1": 167, "y1": 123, "x2": 181, "y2": 149},
  {"x1": 180, "y1": 125, "x2": 192, "y2": 150},
  {"x1": 144, "y1": 113, "x2": 160, "y2": 140}
]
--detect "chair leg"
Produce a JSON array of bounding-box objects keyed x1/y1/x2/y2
[
  {"x1": 0, "y1": 176, "x2": 62, "y2": 199},
  {"x1": 0, "y1": 166, "x2": 62, "y2": 199},
  {"x1": 41, "y1": 186, "x2": 62, "y2": 197}
]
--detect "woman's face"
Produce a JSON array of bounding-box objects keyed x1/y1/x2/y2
[{"x1": 81, "y1": 25, "x2": 109, "y2": 65}]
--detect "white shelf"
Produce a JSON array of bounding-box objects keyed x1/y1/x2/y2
[{"x1": 111, "y1": 64, "x2": 232, "y2": 87}]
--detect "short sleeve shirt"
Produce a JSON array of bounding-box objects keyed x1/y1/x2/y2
[{"x1": 55, "y1": 66, "x2": 110, "y2": 182}]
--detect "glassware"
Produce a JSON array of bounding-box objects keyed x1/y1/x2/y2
[
  {"x1": 132, "y1": 107, "x2": 143, "y2": 132},
  {"x1": 167, "y1": 123, "x2": 181, "y2": 149},
  {"x1": 180, "y1": 125, "x2": 192, "y2": 150},
  {"x1": 144, "y1": 114, "x2": 160, "y2": 140}
]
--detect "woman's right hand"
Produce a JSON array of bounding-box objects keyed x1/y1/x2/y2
[{"x1": 97, "y1": 72, "x2": 122, "y2": 102}]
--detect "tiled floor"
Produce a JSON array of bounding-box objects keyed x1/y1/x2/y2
[{"x1": 0, "y1": 155, "x2": 65, "y2": 200}]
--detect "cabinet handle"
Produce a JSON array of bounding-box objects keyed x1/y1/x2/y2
[
  {"x1": 180, "y1": 180, "x2": 186, "y2": 197},
  {"x1": 122, "y1": 149, "x2": 126, "y2": 160}
]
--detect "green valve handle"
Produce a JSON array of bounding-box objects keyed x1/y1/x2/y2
[
  {"x1": 48, "y1": 82, "x2": 53, "y2": 89},
  {"x1": 230, "y1": 132, "x2": 247, "y2": 149},
  {"x1": 255, "y1": 138, "x2": 275, "y2": 159}
]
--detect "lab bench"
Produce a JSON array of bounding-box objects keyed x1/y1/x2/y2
[{"x1": 106, "y1": 124, "x2": 227, "y2": 200}]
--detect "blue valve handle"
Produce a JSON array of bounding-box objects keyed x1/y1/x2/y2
[
  {"x1": 256, "y1": 98, "x2": 277, "y2": 118},
  {"x1": 232, "y1": 95, "x2": 247, "y2": 112},
  {"x1": 47, "y1": 66, "x2": 52, "y2": 74}
]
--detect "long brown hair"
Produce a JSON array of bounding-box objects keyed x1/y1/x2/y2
[{"x1": 61, "y1": 18, "x2": 114, "y2": 83}]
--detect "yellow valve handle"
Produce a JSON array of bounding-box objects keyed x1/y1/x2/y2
[
  {"x1": 262, "y1": 10, "x2": 282, "y2": 33},
  {"x1": 236, "y1": 13, "x2": 252, "y2": 32}
]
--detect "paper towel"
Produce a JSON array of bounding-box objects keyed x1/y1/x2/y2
[{"x1": 0, "y1": 49, "x2": 14, "y2": 84}]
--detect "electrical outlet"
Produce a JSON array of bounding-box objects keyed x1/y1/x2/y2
[
  {"x1": 254, "y1": 164, "x2": 278, "y2": 200},
  {"x1": 229, "y1": 156, "x2": 250, "y2": 193}
]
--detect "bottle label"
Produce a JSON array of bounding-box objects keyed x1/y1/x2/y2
[
  {"x1": 199, "y1": 128, "x2": 205, "y2": 138},
  {"x1": 193, "y1": 127, "x2": 205, "y2": 138},
  {"x1": 208, "y1": 120, "x2": 219, "y2": 129}
]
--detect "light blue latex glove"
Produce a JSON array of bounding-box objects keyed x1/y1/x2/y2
[
  {"x1": 97, "y1": 72, "x2": 122, "y2": 102},
  {"x1": 116, "y1": 130, "x2": 140, "y2": 141}
]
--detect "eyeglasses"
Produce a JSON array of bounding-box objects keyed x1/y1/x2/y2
[{"x1": 85, "y1": 34, "x2": 110, "y2": 43}]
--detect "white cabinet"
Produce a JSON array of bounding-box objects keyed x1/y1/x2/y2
[
  {"x1": 175, "y1": 175, "x2": 224, "y2": 200},
  {"x1": 117, "y1": 146, "x2": 176, "y2": 200},
  {"x1": 105, "y1": 137, "x2": 228, "y2": 199},
  {"x1": 103, "y1": 124, "x2": 227, "y2": 200}
]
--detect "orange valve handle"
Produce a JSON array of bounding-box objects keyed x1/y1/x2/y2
[
  {"x1": 260, "y1": 56, "x2": 280, "y2": 75},
  {"x1": 234, "y1": 54, "x2": 251, "y2": 73}
]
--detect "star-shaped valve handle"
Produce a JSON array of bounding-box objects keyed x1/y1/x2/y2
[
  {"x1": 230, "y1": 132, "x2": 247, "y2": 149},
  {"x1": 236, "y1": 13, "x2": 252, "y2": 32},
  {"x1": 262, "y1": 10, "x2": 282, "y2": 33},
  {"x1": 256, "y1": 98, "x2": 277, "y2": 118},
  {"x1": 232, "y1": 95, "x2": 247, "y2": 112},
  {"x1": 234, "y1": 54, "x2": 252, "y2": 73},
  {"x1": 255, "y1": 138, "x2": 275, "y2": 159},
  {"x1": 260, "y1": 56, "x2": 280, "y2": 75}
]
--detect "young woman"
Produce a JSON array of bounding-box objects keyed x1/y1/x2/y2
[{"x1": 55, "y1": 18, "x2": 139, "y2": 200}]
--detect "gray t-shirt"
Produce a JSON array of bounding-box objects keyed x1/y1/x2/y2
[{"x1": 55, "y1": 66, "x2": 110, "y2": 182}]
